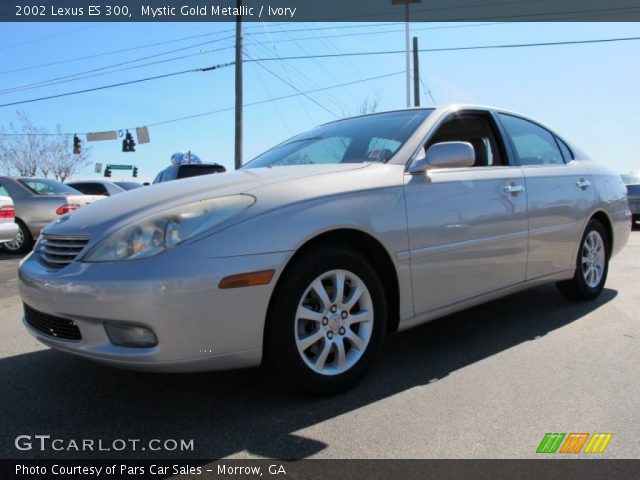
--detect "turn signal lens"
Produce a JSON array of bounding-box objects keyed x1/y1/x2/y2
[
  {"x1": 55, "y1": 204, "x2": 80, "y2": 215},
  {"x1": 219, "y1": 269, "x2": 275, "y2": 289},
  {"x1": 0, "y1": 205, "x2": 15, "y2": 218}
]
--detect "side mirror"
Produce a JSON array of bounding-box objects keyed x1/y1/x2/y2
[{"x1": 409, "y1": 141, "x2": 475, "y2": 174}]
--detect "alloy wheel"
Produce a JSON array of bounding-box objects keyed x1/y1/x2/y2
[
  {"x1": 4, "y1": 227, "x2": 24, "y2": 252},
  {"x1": 581, "y1": 230, "x2": 605, "y2": 288},
  {"x1": 294, "y1": 269, "x2": 374, "y2": 376}
]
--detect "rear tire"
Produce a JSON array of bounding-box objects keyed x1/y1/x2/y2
[
  {"x1": 2, "y1": 219, "x2": 33, "y2": 254},
  {"x1": 556, "y1": 219, "x2": 609, "y2": 301},
  {"x1": 265, "y1": 244, "x2": 387, "y2": 395}
]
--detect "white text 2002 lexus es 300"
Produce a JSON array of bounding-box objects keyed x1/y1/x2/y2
[{"x1": 19, "y1": 105, "x2": 631, "y2": 394}]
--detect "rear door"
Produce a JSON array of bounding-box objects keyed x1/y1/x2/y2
[
  {"x1": 405, "y1": 110, "x2": 528, "y2": 314},
  {"x1": 497, "y1": 113, "x2": 596, "y2": 279}
]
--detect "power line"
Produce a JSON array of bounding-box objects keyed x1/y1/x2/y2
[
  {"x1": 242, "y1": 49, "x2": 339, "y2": 118},
  {"x1": 0, "y1": 62, "x2": 234, "y2": 108},
  {"x1": 244, "y1": 35, "x2": 640, "y2": 62},
  {"x1": 2, "y1": 34, "x2": 638, "y2": 108},
  {"x1": 0, "y1": 22, "x2": 402, "y2": 76},
  {"x1": 145, "y1": 71, "x2": 404, "y2": 128},
  {"x1": 0, "y1": 23, "x2": 106, "y2": 51},
  {"x1": 0, "y1": 36, "x2": 236, "y2": 95},
  {"x1": 0, "y1": 71, "x2": 404, "y2": 134},
  {"x1": 0, "y1": 24, "x2": 416, "y2": 95},
  {"x1": 0, "y1": 21, "x2": 626, "y2": 96},
  {"x1": 0, "y1": 43, "x2": 235, "y2": 95}
]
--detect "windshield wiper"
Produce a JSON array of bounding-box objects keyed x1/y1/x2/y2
[{"x1": 283, "y1": 136, "x2": 323, "y2": 146}]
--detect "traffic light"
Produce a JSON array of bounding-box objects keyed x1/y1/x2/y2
[
  {"x1": 122, "y1": 131, "x2": 136, "y2": 152},
  {"x1": 104, "y1": 166, "x2": 112, "y2": 178},
  {"x1": 73, "y1": 135, "x2": 81, "y2": 155},
  {"x1": 133, "y1": 166, "x2": 138, "y2": 178}
]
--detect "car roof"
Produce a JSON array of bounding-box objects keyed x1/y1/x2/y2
[
  {"x1": 67, "y1": 179, "x2": 115, "y2": 184},
  {"x1": 318, "y1": 104, "x2": 538, "y2": 126},
  {"x1": 0, "y1": 176, "x2": 55, "y2": 181}
]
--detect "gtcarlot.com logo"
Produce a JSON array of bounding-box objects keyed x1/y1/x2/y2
[
  {"x1": 15, "y1": 435, "x2": 194, "y2": 452},
  {"x1": 536, "y1": 433, "x2": 613, "y2": 454}
]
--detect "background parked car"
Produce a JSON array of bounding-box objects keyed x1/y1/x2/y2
[
  {"x1": 152, "y1": 163, "x2": 226, "y2": 184},
  {"x1": 67, "y1": 179, "x2": 126, "y2": 196},
  {"x1": 0, "y1": 177, "x2": 105, "y2": 253},
  {"x1": 621, "y1": 172, "x2": 640, "y2": 229},
  {"x1": 0, "y1": 190, "x2": 19, "y2": 246}
]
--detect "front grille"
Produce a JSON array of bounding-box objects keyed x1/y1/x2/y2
[
  {"x1": 39, "y1": 234, "x2": 89, "y2": 268},
  {"x1": 24, "y1": 304, "x2": 81, "y2": 341}
]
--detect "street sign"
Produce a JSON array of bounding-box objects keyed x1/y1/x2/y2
[
  {"x1": 108, "y1": 164, "x2": 133, "y2": 170},
  {"x1": 87, "y1": 131, "x2": 118, "y2": 141},
  {"x1": 136, "y1": 126, "x2": 150, "y2": 144}
]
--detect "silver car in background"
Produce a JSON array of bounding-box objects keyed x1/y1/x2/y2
[
  {"x1": 621, "y1": 173, "x2": 640, "y2": 229},
  {"x1": 18, "y1": 106, "x2": 631, "y2": 394},
  {"x1": 0, "y1": 177, "x2": 104, "y2": 254},
  {"x1": 66, "y1": 179, "x2": 127, "y2": 197},
  {"x1": 0, "y1": 191, "x2": 19, "y2": 245}
]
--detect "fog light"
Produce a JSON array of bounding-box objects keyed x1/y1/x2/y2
[{"x1": 104, "y1": 323, "x2": 157, "y2": 348}]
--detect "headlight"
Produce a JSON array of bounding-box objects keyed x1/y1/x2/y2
[{"x1": 84, "y1": 194, "x2": 255, "y2": 262}]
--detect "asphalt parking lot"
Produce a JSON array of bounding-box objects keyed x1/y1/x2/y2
[{"x1": 0, "y1": 232, "x2": 638, "y2": 460}]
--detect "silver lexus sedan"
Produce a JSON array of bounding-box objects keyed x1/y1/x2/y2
[{"x1": 19, "y1": 105, "x2": 631, "y2": 394}]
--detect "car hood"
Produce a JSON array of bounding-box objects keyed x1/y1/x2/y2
[{"x1": 43, "y1": 164, "x2": 372, "y2": 238}]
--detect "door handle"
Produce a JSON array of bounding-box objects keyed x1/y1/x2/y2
[
  {"x1": 576, "y1": 178, "x2": 591, "y2": 190},
  {"x1": 503, "y1": 184, "x2": 526, "y2": 195}
]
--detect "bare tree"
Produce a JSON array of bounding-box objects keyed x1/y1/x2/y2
[
  {"x1": 0, "y1": 112, "x2": 46, "y2": 177},
  {"x1": 48, "y1": 125, "x2": 92, "y2": 182},
  {"x1": 0, "y1": 111, "x2": 91, "y2": 181},
  {"x1": 340, "y1": 91, "x2": 382, "y2": 118}
]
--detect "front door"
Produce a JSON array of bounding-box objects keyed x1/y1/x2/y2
[{"x1": 404, "y1": 111, "x2": 528, "y2": 315}]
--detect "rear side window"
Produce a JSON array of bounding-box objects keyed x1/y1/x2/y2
[
  {"x1": 71, "y1": 183, "x2": 107, "y2": 196},
  {"x1": 555, "y1": 136, "x2": 574, "y2": 162},
  {"x1": 0, "y1": 185, "x2": 9, "y2": 197},
  {"x1": 177, "y1": 165, "x2": 225, "y2": 179},
  {"x1": 498, "y1": 114, "x2": 565, "y2": 166},
  {"x1": 19, "y1": 179, "x2": 81, "y2": 195}
]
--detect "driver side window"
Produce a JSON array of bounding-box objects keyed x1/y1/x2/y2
[{"x1": 426, "y1": 112, "x2": 507, "y2": 167}]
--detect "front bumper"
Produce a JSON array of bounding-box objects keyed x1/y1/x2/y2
[
  {"x1": 0, "y1": 222, "x2": 19, "y2": 243},
  {"x1": 19, "y1": 247, "x2": 291, "y2": 372}
]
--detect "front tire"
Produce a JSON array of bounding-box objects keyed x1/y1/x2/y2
[
  {"x1": 265, "y1": 245, "x2": 387, "y2": 395},
  {"x1": 556, "y1": 219, "x2": 609, "y2": 301},
  {"x1": 2, "y1": 219, "x2": 33, "y2": 254}
]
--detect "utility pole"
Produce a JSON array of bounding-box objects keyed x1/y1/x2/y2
[
  {"x1": 391, "y1": 0, "x2": 421, "y2": 108},
  {"x1": 413, "y1": 36, "x2": 420, "y2": 107},
  {"x1": 234, "y1": 0, "x2": 243, "y2": 170}
]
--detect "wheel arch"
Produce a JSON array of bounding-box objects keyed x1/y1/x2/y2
[
  {"x1": 589, "y1": 210, "x2": 614, "y2": 258},
  {"x1": 264, "y1": 228, "x2": 401, "y2": 352}
]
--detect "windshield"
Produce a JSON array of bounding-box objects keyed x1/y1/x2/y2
[
  {"x1": 621, "y1": 173, "x2": 640, "y2": 185},
  {"x1": 19, "y1": 178, "x2": 81, "y2": 195},
  {"x1": 243, "y1": 109, "x2": 433, "y2": 169}
]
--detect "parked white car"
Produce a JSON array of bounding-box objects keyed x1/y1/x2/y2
[{"x1": 0, "y1": 191, "x2": 19, "y2": 246}]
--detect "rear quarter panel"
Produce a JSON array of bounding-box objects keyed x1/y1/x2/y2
[{"x1": 583, "y1": 161, "x2": 631, "y2": 257}]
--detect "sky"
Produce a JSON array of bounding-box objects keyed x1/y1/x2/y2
[{"x1": 0, "y1": 20, "x2": 639, "y2": 182}]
